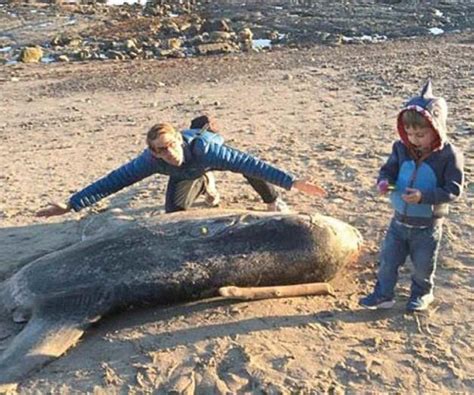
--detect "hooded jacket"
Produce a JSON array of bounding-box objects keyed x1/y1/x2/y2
[
  {"x1": 69, "y1": 128, "x2": 295, "y2": 211},
  {"x1": 379, "y1": 80, "x2": 464, "y2": 227}
]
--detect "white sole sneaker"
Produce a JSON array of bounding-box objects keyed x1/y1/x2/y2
[
  {"x1": 360, "y1": 300, "x2": 396, "y2": 310},
  {"x1": 406, "y1": 294, "x2": 434, "y2": 311}
]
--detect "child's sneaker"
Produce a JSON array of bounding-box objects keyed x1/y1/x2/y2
[
  {"x1": 267, "y1": 198, "x2": 290, "y2": 213},
  {"x1": 406, "y1": 293, "x2": 434, "y2": 312},
  {"x1": 204, "y1": 172, "x2": 220, "y2": 207},
  {"x1": 359, "y1": 293, "x2": 395, "y2": 310}
]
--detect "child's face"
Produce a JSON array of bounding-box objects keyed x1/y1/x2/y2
[{"x1": 404, "y1": 125, "x2": 437, "y2": 152}]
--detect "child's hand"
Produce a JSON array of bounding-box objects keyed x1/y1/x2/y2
[
  {"x1": 402, "y1": 188, "x2": 422, "y2": 204},
  {"x1": 377, "y1": 180, "x2": 390, "y2": 195},
  {"x1": 293, "y1": 179, "x2": 327, "y2": 197}
]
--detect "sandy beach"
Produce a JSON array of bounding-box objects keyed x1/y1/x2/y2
[{"x1": 0, "y1": 2, "x2": 473, "y2": 392}]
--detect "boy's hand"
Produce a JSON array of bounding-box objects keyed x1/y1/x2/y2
[
  {"x1": 36, "y1": 202, "x2": 71, "y2": 217},
  {"x1": 377, "y1": 179, "x2": 390, "y2": 195},
  {"x1": 293, "y1": 180, "x2": 327, "y2": 197},
  {"x1": 402, "y1": 188, "x2": 422, "y2": 204}
]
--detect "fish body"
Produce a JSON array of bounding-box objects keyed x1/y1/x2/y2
[{"x1": 0, "y1": 210, "x2": 362, "y2": 389}]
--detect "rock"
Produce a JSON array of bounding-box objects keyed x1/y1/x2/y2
[
  {"x1": 209, "y1": 31, "x2": 233, "y2": 43},
  {"x1": 124, "y1": 39, "x2": 138, "y2": 51},
  {"x1": 143, "y1": 50, "x2": 155, "y2": 59},
  {"x1": 166, "y1": 38, "x2": 183, "y2": 50},
  {"x1": 195, "y1": 42, "x2": 238, "y2": 56},
  {"x1": 162, "y1": 21, "x2": 180, "y2": 35},
  {"x1": 158, "y1": 49, "x2": 185, "y2": 58},
  {"x1": 241, "y1": 40, "x2": 253, "y2": 52},
  {"x1": 201, "y1": 19, "x2": 231, "y2": 33},
  {"x1": 57, "y1": 55, "x2": 70, "y2": 62},
  {"x1": 187, "y1": 35, "x2": 206, "y2": 46},
  {"x1": 326, "y1": 34, "x2": 343, "y2": 46},
  {"x1": 239, "y1": 28, "x2": 253, "y2": 42},
  {"x1": 106, "y1": 50, "x2": 126, "y2": 60},
  {"x1": 18, "y1": 47, "x2": 43, "y2": 63},
  {"x1": 179, "y1": 22, "x2": 192, "y2": 33},
  {"x1": 267, "y1": 30, "x2": 280, "y2": 41},
  {"x1": 68, "y1": 38, "x2": 82, "y2": 48},
  {"x1": 186, "y1": 23, "x2": 201, "y2": 36},
  {"x1": 76, "y1": 49, "x2": 91, "y2": 61},
  {"x1": 51, "y1": 34, "x2": 82, "y2": 48},
  {"x1": 100, "y1": 41, "x2": 119, "y2": 52},
  {"x1": 51, "y1": 35, "x2": 65, "y2": 47}
]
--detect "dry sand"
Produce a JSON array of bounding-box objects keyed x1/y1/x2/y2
[{"x1": 0, "y1": 32, "x2": 473, "y2": 393}]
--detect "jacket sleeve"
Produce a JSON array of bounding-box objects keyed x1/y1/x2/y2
[
  {"x1": 69, "y1": 150, "x2": 158, "y2": 211},
  {"x1": 378, "y1": 142, "x2": 400, "y2": 184},
  {"x1": 195, "y1": 141, "x2": 296, "y2": 190},
  {"x1": 420, "y1": 148, "x2": 464, "y2": 205}
]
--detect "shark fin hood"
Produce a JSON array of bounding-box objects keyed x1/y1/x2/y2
[{"x1": 397, "y1": 79, "x2": 448, "y2": 152}]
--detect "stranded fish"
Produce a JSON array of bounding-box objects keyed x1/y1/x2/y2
[{"x1": 0, "y1": 209, "x2": 362, "y2": 389}]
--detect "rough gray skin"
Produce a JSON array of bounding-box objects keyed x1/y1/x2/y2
[{"x1": 0, "y1": 209, "x2": 362, "y2": 389}]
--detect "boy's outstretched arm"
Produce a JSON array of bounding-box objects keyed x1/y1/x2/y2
[
  {"x1": 36, "y1": 150, "x2": 158, "y2": 218},
  {"x1": 197, "y1": 142, "x2": 326, "y2": 197},
  {"x1": 293, "y1": 180, "x2": 326, "y2": 197}
]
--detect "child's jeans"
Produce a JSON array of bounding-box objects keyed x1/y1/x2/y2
[{"x1": 374, "y1": 218, "x2": 443, "y2": 299}]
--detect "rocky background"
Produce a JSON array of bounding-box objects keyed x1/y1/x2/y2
[{"x1": 1, "y1": 0, "x2": 473, "y2": 63}]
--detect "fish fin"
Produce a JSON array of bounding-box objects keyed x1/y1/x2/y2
[
  {"x1": 0, "y1": 314, "x2": 86, "y2": 391},
  {"x1": 0, "y1": 287, "x2": 112, "y2": 390}
]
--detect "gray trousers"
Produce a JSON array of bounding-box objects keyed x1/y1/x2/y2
[{"x1": 164, "y1": 175, "x2": 278, "y2": 213}]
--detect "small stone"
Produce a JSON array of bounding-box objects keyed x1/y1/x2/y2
[
  {"x1": 124, "y1": 39, "x2": 137, "y2": 50},
  {"x1": 57, "y1": 55, "x2": 69, "y2": 62},
  {"x1": 106, "y1": 50, "x2": 126, "y2": 60},
  {"x1": 210, "y1": 31, "x2": 233, "y2": 42},
  {"x1": 239, "y1": 28, "x2": 253, "y2": 42},
  {"x1": 19, "y1": 46, "x2": 43, "y2": 63},
  {"x1": 167, "y1": 38, "x2": 182, "y2": 50},
  {"x1": 267, "y1": 30, "x2": 279, "y2": 41},
  {"x1": 201, "y1": 19, "x2": 230, "y2": 33},
  {"x1": 196, "y1": 42, "x2": 238, "y2": 56}
]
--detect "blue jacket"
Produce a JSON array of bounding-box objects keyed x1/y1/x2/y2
[
  {"x1": 380, "y1": 81, "x2": 464, "y2": 226},
  {"x1": 69, "y1": 129, "x2": 296, "y2": 211},
  {"x1": 380, "y1": 141, "x2": 464, "y2": 226}
]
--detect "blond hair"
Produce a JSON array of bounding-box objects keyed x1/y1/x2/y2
[
  {"x1": 401, "y1": 110, "x2": 431, "y2": 129},
  {"x1": 146, "y1": 123, "x2": 178, "y2": 143}
]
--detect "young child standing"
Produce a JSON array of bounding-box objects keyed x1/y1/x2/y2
[{"x1": 359, "y1": 80, "x2": 464, "y2": 312}]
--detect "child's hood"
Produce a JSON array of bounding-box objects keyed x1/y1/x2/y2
[{"x1": 397, "y1": 80, "x2": 448, "y2": 151}]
